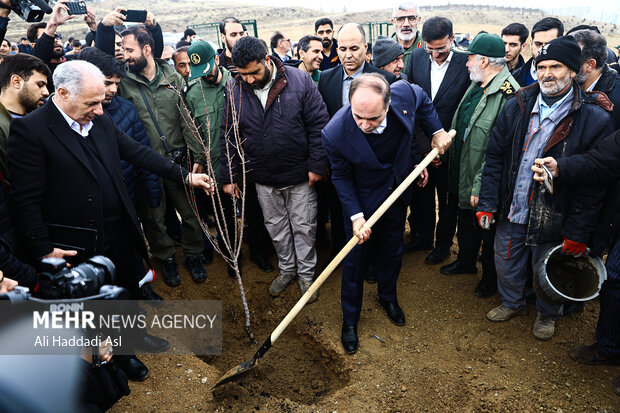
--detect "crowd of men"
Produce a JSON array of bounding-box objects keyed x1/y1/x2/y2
[{"x1": 0, "y1": 0, "x2": 619, "y2": 408}]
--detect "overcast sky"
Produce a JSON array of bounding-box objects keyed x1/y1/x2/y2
[{"x1": 221, "y1": 0, "x2": 620, "y2": 17}]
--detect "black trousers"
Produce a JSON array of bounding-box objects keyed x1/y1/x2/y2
[
  {"x1": 597, "y1": 238, "x2": 620, "y2": 358},
  {"x1": 408, "y1": 161, "x2": 457, "y2": 249},
  {"x1": 456, "y1": 208, "x2": 497, "y2": 287},
  {"x1": 104, "y1": 217, "x2": 145, "y2": 299},
  {"x1": 328, "y1": 179, "x2": 346, "y2": 256},
  {"x1": 244, "y1": 178, "x2": 273, "y2": 258},
  {"x1": 341, "y1": 199, "x2": 407, "y2": 326},
  {"x1": 315, "y1": 178, "x2": 347, "y2": 255}
]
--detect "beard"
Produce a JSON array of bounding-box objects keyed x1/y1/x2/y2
[
  {"x1": 247, "y1": 62, "x2": 271, "y2": 89},
  {"x1": 225, "y1": 38, "x2": 236, "y2": 52},
  {"x1": 396, "y1": 26, "x2": 416, "y2": 42},
  {"x1": 539, "y1": 72, "x2": 572, "y2": 95},
  {"x1": 19, "y1": 87, "x2": 45, "y2": 113},
  {"x1": 127, "y1": 54, "x2": 148, "y2": 74},
  {"x1": 469, "y1": 62, "x2": 485, "y2": 83},
  {"x1": 51, "y1": 47, "x2": 64, "y2": 59},
  {"x1": 575, "y1": 67, "x2": 588, "y2": 85},
  {"x1": 321, "y1": 38, "x2": 332, "y2": 49},
  {"x1": 204, "y1": 65, "x2": 220, "y2": 85}
]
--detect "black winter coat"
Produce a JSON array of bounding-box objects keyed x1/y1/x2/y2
[
  {"x1": 0, "y1": 172, "x2": 37, "y2": 288},
  {"x1": 592, "y1": 65, "x2": 620, "y2": 129},
  {"x1": 478, "y1": 81, "x2": 615, "y2": 246},
  {"x1": 557, "y1": 129, "x2": 620, "y2": 256},
  {"x1": 106, "y1": 96, "x2": 162, "y2": 208},
  {"x1": 7, "y1": 100, "x2": 186, "y2": 261},
  {"x1": 220, "y1": 58, "x2": 329, "y2": 188}
]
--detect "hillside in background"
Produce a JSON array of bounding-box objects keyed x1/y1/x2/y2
[{"x1": 4, "y1": 1, "x2": 619, "y2": 51}]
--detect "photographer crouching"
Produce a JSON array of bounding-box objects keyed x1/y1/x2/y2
[{"x1": 6, "y1": 60, "x2": 214, "y2": 380}]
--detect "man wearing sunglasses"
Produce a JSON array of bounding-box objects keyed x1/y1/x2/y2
[{"x1": 391, "y1": 2, "x2": 425, "y2": 73}]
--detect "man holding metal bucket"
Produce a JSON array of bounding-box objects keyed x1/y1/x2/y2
[
  {"x1": 533, "y1": 129, "x2": 620, "y2": 396},
  {"x1": 476, "y1": 36, "x2": 615, "y2": 341}
]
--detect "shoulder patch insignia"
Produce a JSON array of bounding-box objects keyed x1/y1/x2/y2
[{"x1": 500, "y1": 80, "x2": 515, "y2": 96}]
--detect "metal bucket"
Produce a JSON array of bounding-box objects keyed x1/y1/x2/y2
[{"x1": 534, "y1": 244, "x2": 607, "y2": 305}]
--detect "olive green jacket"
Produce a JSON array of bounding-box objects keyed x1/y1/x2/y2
[
  {"x1": 449, "y1": 65, "x2": 519, "y2": 209},
  {"x1": 118, "y1": 58, "x2": 204, "y2": 165},
  {"x1": 393, "y1": 31, "x2": 425, "y2": 74},
  {"x1": 184, "y1": 66, "x2": 230, "y2": 182}
]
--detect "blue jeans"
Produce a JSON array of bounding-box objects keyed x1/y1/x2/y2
[{"x1": 494, "y1": 221, "x2": 563, "y2": 317}]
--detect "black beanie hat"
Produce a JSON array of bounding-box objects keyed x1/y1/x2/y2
[
  {"x1": 372, "y1": 36, "x2": 404, "y2": 68},
  {"x1": 535, "y1": 36, "x2": 582, "y2": 73}
]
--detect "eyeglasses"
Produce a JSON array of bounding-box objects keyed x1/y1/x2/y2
[
  {"x1": 424, "y1": 43, "x2": 451, "y2": 55},
  {"x1": 395, "y1": 15, "x2": 418, "y2": 24}
]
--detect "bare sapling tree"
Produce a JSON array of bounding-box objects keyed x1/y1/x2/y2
[{"x1": 170, "y1": 74, "x2": 256, "y2": 344}]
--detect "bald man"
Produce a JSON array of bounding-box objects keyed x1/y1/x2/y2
[{"x1": 322, "y1": 73, "x2": 451, "y2": 354}]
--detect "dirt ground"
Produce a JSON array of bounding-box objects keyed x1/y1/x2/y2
[{"x1": 110, "y1": 231, "x2": 620, "y2": 413}]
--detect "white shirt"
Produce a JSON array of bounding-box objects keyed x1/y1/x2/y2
[
  {"x1": 586, "y1": 73, "x2": 603, "y2": 92},
  {"x1": 372, "y1": 111, "x2": 388, "y2": 134},
  {"x1": 430, "y1": 51, "x2": 453, "y2": 100},
  {"x1": 253, "y1": 60, "x2": 277, "y2": 109},
  {"x1": 52, "y1": 96, "x2": 93, "y2": 137}
]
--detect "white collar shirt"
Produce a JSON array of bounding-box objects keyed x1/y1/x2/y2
[
  {"x1": 52, "y1": 96, "x2": 93, "y2": 138},
  {"x1": 430, "y1": 51, "x2": 453, "y2": 100}
]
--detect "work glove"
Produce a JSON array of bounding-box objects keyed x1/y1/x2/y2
[
  {"x1": 561, "y1": 237, "x2": 586, "y2": 257},
  {"x1": 475, "y1": 211, "x2": 494, "y2": 230}
]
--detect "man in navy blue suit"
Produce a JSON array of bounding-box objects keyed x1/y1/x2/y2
[{"x1": 322, "y1": 73, "x2": 452, "y2": 354}]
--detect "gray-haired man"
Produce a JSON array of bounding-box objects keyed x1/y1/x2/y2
[
  {"x1": 6, "y1": 60, "x2": 213, "y2": 381},
  {"x1": 391, "y1": 1, "x2": 425, "y2": 72}
]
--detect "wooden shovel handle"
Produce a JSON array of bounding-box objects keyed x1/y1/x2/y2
[{"x1": 270, "y1": 130, "x2": 455, "y2": 343}]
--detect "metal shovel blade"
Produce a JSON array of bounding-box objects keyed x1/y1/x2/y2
[
  {"x1": 212, "y1": 358, "x2": 258, "y2": 388},
  {"x1": 213, "y1": 336, "x2": 272, "y2": 388}
]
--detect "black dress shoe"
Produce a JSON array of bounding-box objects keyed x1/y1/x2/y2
[
  {"x1": 115, "y1": 355, "x2": 149, "y2": 382},
  {"x1": 403, "y1": 238, "x2": 434, "y2": 253},
  {"x1": 341, "y1": 324, "x2": 358, "y2": 354},
  {"x1": 141, "y1": 285, "x2": 163, "y2": 306},
  {"x1": 136, "y1": 333, "x2": 170, "y2": 353},
  {"x1": 378, "y1": 298, "x2": 405, "y2": 326},
  {"x1": 474, "y1": 281, "x2": 497, "y2": 298},
  {"x1": 440, "y1": 260, "x2": 477, "y2": 275},
  {"x1": 425, "y1": 247, "x2": 451, "y2": 265},
  {"x1": 251, "y1": 255, "x2": 274, "y2": 272}
]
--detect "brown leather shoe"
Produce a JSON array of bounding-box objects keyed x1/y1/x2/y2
[
  {"x1": 613, "y1": 375, "x2": 620, "y2": 396},
  {"x1": 569, "y1": 344, "x2": 620, "y2": 365}
]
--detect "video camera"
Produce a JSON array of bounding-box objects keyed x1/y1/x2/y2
[
  {"x1": 0, "y1": 255, "x2": 127, "y2": 301},
  {"x1": 11, "y1": 0, "x2": 52, "y2": 22}
]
